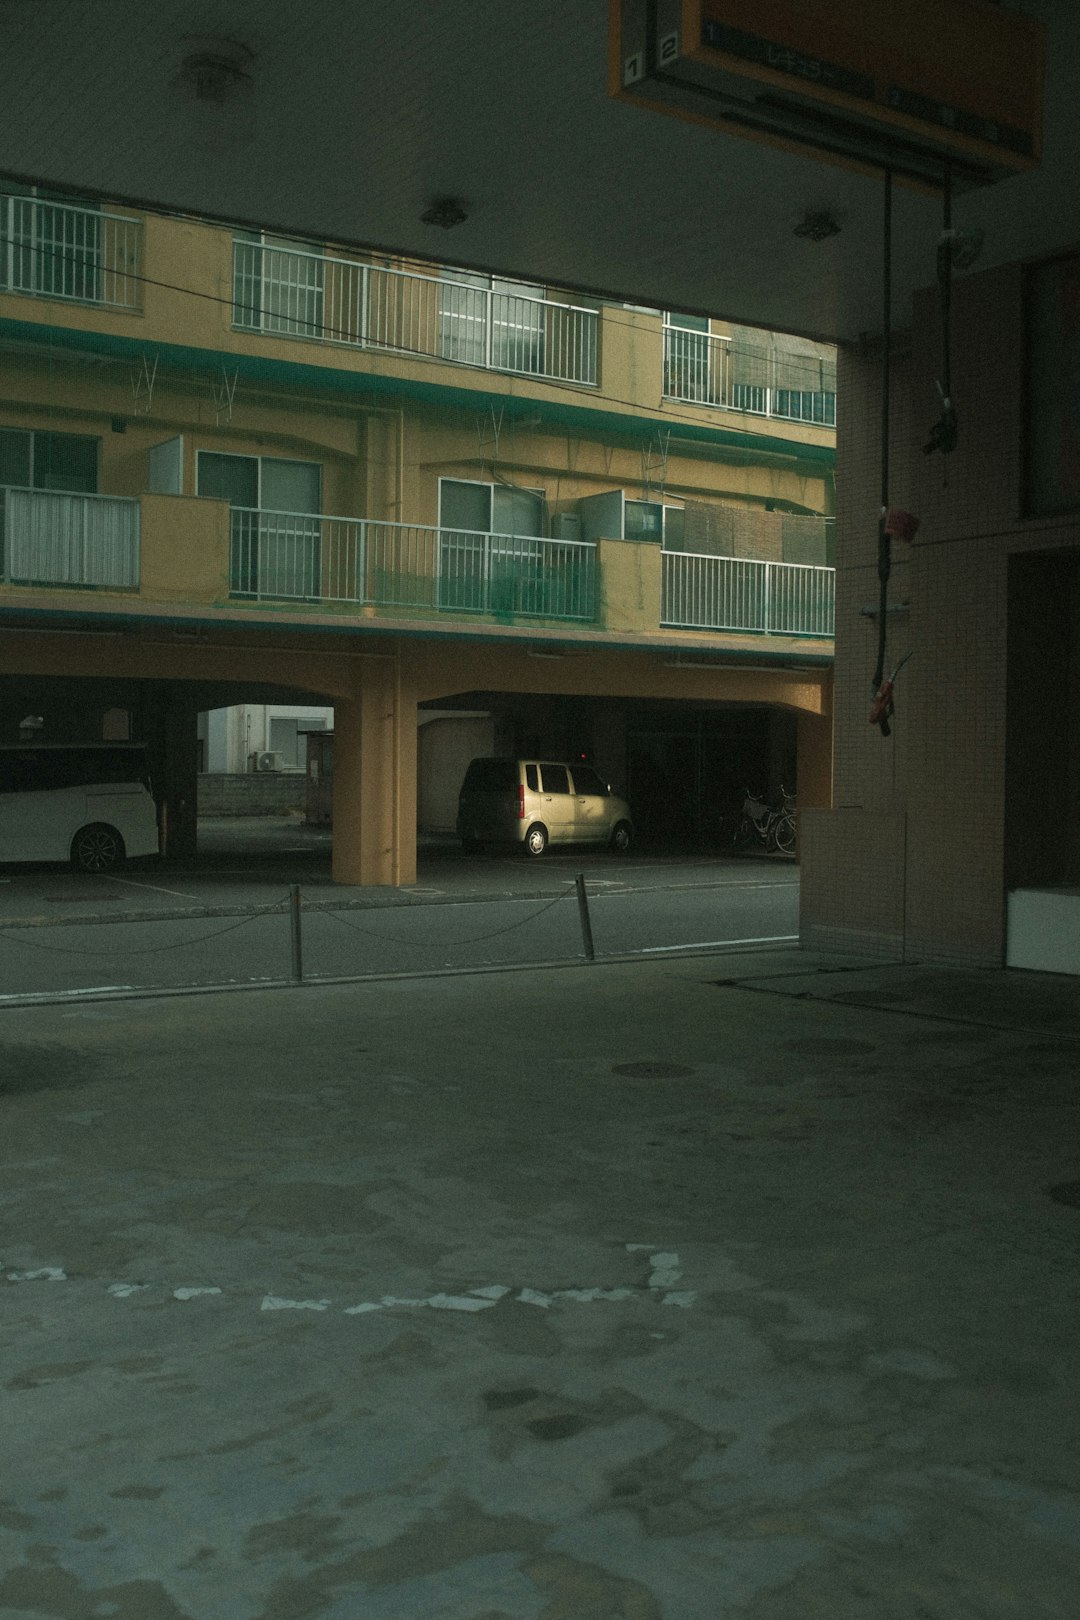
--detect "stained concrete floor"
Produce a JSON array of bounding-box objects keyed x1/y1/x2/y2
[{"x1": 1, "y1": 948, "x2": 1079, "y2": 1618}]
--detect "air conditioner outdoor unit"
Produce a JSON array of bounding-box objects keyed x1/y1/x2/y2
[{"x1": 256, "y1": 750, "x2": 283, "y2": 772}]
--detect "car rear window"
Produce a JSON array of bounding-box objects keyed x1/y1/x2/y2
[{"x1": 462, "y1": 758, "x2": 517, "y2": 793}]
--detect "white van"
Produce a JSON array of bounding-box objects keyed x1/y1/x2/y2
[
  {"x1": 457, "y1": 757, "x2": 633, "y2": 856},
  {"x1": 0, "y1": 744, "x2": 160, "y2": 872}
]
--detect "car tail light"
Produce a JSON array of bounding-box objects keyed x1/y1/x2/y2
[{"x1": 517, "y1": 783, "x2": 525, "y2": 819}]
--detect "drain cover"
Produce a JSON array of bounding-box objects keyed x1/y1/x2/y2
[
  {"x1": 611, "y1": 1061, "x2": 694, "y2": 1079},
  {"x1": 1048, "y1": 1181, "x2": 1080, "y2": 1208}
]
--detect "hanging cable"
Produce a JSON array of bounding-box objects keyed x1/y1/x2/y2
[
  {"x1": 925, "y1": 164, "x2": 959, "y2": 457},
  {"x1": 871, "y1": 169, "x2": 894, "y2": 733}
]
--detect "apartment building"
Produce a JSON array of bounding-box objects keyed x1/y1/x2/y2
[{"x1": 0, "y1": 186, "x2": 836, "y2": 878}]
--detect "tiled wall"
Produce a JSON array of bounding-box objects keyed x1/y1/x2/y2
[{"x1": 802, "y1": 257, "x2": 1080, "y2": 965}]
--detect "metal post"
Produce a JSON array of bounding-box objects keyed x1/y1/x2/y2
[
  {"x1": 575, "y1": 873, "x2": 596, "y2": 962},
  {"x1": 289, "y1": 884, "x2": 304, "y2": 982}
]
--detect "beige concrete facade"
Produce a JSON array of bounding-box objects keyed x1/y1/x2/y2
[{"x1": 0, "y1": 201, "x2": 836, "y2": 883}]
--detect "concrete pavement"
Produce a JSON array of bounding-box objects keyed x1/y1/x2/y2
[
  {"x1": 0, "y1": 817, "x2": 796, "y2": 932},
  {"x1": 1, "y1": 946, "x2": 1079, "y2": 1617}
]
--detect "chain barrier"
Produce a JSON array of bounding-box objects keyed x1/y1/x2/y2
[
  {"x1": 0, "y1": 894, "x2": 290, "y2": 958},
  {"x1": 0, "y1": 880, "x2": 595, "y2": 988},
  {"x1": 303, "y1": 883, "x2": 577, "y2": 949}
]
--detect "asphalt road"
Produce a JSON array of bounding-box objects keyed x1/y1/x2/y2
[{"x1": 0, "y1": 818, "x2": 799, "y2": 1001}]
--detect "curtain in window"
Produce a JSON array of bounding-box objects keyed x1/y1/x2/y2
[{"x1": 439, "y1": 271, "x2": 488, "y2": 365}]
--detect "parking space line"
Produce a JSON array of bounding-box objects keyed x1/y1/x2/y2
[
  {"x1": 99, "y1": 874, "x2": 204, "y2": 901},
  {"x1": 637, "y1": 934, "x2": 798, "y2": 953}
]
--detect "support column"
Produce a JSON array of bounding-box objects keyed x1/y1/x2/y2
[
  {"x1": 796, "y1": 707, "x2": 834, "y2": 810},
  {"x1": 143, "y1": 683, "x2": 199, "y2": 860},
  {"x1": 332, "y1": 657, "x2": 417, "y2": 887}
]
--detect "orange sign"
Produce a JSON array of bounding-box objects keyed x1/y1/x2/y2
[{"x1": 610, "y1": 0, "x2": 1043, "y2": 189}]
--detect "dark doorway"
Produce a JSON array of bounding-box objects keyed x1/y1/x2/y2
[{"x1": 1005, "y1": 551, "x2": 1080, "y2": 888}]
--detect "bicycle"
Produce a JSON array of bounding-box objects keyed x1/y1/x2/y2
[{"x1": 730, "y1": 787, "x2": 796, "y2": 856}]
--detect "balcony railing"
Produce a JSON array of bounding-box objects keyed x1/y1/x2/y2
[
  {"x1": 663, "y1": 327, "x2": 836, "y2": 426},
  {"x1": 0, "y1": 487, "x2": 140, "y2": 588},
  {"x1": 232, "y1": 240, "x2": 599, "y2": 386},
  {"x1": 229, "y1": 509, "x2": 598, "y2": 621},
  {"x1": 661, "y1": 552, "x2": 835, "y2": 637},
  {"x1": 0, "y1": 194, "x2": 142, "y2": 310}
]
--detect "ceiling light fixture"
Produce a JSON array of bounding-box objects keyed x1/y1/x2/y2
[
  {"x1": 421, "y1": 197, "x2": 468, "y2": 229},
  {"x1": 171, "y1": 36, "x2": 254, "y2": 104},
  {"x1": 794, "y1": 209, "x2": 842, "y2": 242}
]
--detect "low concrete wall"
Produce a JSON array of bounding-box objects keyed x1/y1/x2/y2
[{"x1": 197, "y1": 772, "x2": 305, "y2": 817}]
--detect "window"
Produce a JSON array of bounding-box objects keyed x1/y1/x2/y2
[
  {"x1": 463, "y1": 758, "x2": 518, "y2": 793},
  {"x1": 1, "y1": 187, "x2": 102, "y2": 301},
  {"x1": 540, "y1": 763, "x2": 570, "y2": 794},
  {"x1": 0, "y1": 428, "x2": 98, "y2": 493},
  {"x1": 772, "y1": 389, "x2": 836, "y2": 425},
  {"x1": 571, "y1": 765, "x2": 608, "y2": 796},
  {"x1": 624, "y1": 500, "x2": 664, "y2": 542},
  {"x1": 198, "y1": 451, "x2": 321, "y2": 599},
  {"x1": 0, "y1": 745, "x2": 150, "y2": 794},
  {"x1": 730, "y1": 341, "x2": 771, "y2": 414},
  {"x1": 438, "y1": 477, "x2": 546, "y2": 612},
  {"x1": 439, "y1": 270, "x2": 546, "y2": 374},
  {"x1": 771, "y1": 347, "x2": 837, "y2": 425},
  {"x1": 664, "y1": 313, "x2": 722, "y2": 404},
  {"x1": 233, "y1": 231, "x2": 325, "y2": 338},
  {"x1": 0, "y1": 428, "x2": 100, "y2": 578},
  {"x1": 269, "y1": 715, "x2": 327, "y2": 770}
]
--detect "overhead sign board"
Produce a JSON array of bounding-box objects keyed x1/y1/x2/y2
[{"x1": 611, "y1": 0, "x2": 1043, "y2": 190}]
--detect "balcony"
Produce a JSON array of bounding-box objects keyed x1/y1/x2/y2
[
  {"x1": 232, "y1": 239, "x2": 599, "y2": 386},
  {"x1": 228, "y1": 509, "x2": 598, "y2": 622},
  {"x1": 663, "y1": 326, "x2": 836, "y2": 426},
  {"x1": 0, "y1": 489, "x2": 834, "y2": 644},
  {"x1": 0, "y1": 487, "x2": 139, "y2": 588},
  {"x1": 0, "y1": 193, "x2": 142, "y2": 311},
  {"x1": 661, "y1": 552, "x2": 835, "y2": 637}
]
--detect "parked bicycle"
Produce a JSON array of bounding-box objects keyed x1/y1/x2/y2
[{"x1": 730, "y1": 786, "x2": 796, "y2": 856}]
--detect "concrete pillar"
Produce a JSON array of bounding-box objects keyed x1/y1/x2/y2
[
  {"x1": 332, "y1": 657, "x2": 417, "y2": 887},
  {"x1": 796, "y1": 708, "x2": 834, "y2": 810},
  {"x1": 143, "y1": 683, "x2": 199, "y2": 859}
]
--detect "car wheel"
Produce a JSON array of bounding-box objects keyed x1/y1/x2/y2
[
  {"x1": 71, "y1": 822, "x2": 126, "y2": 873},
  {"x1": 523, "y1": 823, "x2": 548, "y2": 856},
  {"x1": 610, "y1": 820, "x2": 633, "y2": 853}
]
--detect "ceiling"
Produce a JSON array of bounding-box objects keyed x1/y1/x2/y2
[{"x1": 1, "y1": 1, "x2": 1077, "y2": 344}]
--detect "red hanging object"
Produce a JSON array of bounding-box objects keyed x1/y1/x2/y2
[
  {"x1": 868, "y1": 650, "x2": 913, "y2": 736},
  {"x1": 884, "y1": 506, "x2": 920, "y2": 542},
  {"x1": 869, "y1": 678, "x2": 895, "y2": 730}
]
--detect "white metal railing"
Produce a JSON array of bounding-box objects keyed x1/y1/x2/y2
[
  {"x1": 663, "y1": 327, "x2": 836, "y2": 426},
  {"x1": 228, "y1": 508, "x2": 598, "y2": 621},
  {"x1": 232, "y1": 239, "x2": 599, "y2": 385},
  {"x1": 661, "y1": 552, "x2": 835, "y2": 637},
  {"x1": 0, "y1": 194, "x2": 142, "y2": 310},
  {"x1": 0, "y1": 487, "x2": 140, "y2": 588}
]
